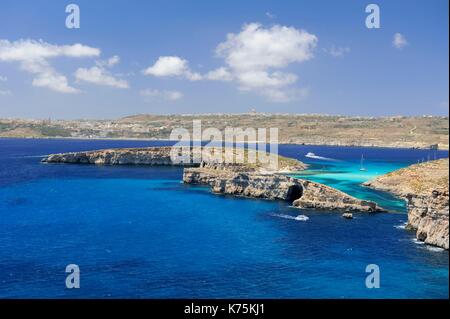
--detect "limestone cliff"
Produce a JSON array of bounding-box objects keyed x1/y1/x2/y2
[
  {"x1": 42, "y1": 147, "x2": 177, "y2": 165},
  {"x1": 183, "y1": 168, "x2": 382, "y2": 212},
  {"x1": 364, "y1": 159, "x2": 449, "y2": 249}
]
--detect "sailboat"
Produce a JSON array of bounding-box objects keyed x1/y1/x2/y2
[{"x1": 360, "y1": 155, "x2": 367, "y2": 171}]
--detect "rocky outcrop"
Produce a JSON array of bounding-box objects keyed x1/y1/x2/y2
[
  {"x1": 41, "y1": 146, "x2": 307, "y2": 171},
  {"x1": 42, "y1": 147, "x2": 183, "y2": 166},
  {"x1": 211, "y1": 173, "x2": 303, "y2": 201},
  {"x1": 292, "y1": 179, "x2": 381, "y2": 212},
  {"x1": 184, "y1": 168, "x2": 382, "y2": 212},
  {"x1": 364, "y1": 159, "x2": 449, "y2": 249}
]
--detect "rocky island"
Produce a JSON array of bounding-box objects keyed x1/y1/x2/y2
[
  {"x1": 364, "y1": 159, "x2": 449, "y2": 249},
  {"x1": 42, "y1": 147, "x2": 382, "y2": 213}
]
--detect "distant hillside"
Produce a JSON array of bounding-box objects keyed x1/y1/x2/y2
[{"x1": 1, "y1": 114, "x2": 448, "y2": 149}]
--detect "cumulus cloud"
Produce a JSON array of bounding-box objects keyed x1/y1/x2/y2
[
  {"x1": 142, "y1": 23, "x2": 317, "y2": 102},
  {"x1": 205, "y1": 67, "x2": 233, "y2": 81},
  {"x1": 214, "y1": 23, "x2": 317, "y2": 101},
  {"x1": 75, "y1": 66, "x2": 129, "y2": 89},
  {"x1": 0, "y1": 39, "x2": 100, "y2": 93},
  {"x1": 140, "y1": 88, "x2": 183, "y2": 101},
  {"x1": 96, "y1": 55, "x2": 120, "y2": 68},
  {"x1": 143, "y1": 56, "x2": 202, "y2": 81},
  {"x1": 393, "y1": 33, "x2": 408, "y2": 49},
  {"x1": 75, "y1": 55, "x2": 129, "y2": 89},
  {"x1": 323, "y1": 46, "x2": 350, "y2": 57}
]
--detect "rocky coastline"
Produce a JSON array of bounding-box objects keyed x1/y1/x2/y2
[
  {"x1": 183, "y1": 167, "x2": 382, "y2": 212},
  {"x1": 42, "y1": 147, "x2": 382, "y2": 213},
  {"x1": 364, "y1": 159, "x2": 449, "y2": 249}
]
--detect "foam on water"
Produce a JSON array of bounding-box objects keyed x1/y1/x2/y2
[
  {"x1": 395, "y1": 223, "x2": 407, "y2": 230},
  {"x1": 424, "y1": 246, "x2": 445, "y2": 253},
  {"x1": 412, "y1": 238, "x2": 426, "y2": 245},
  {"x1": 271, "y1": 213, "x2": 310, "y2": 221}
]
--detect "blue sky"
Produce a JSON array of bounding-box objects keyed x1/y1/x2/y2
[{"x1": 0, "y1": 0, "x2": 448, "y2": 119}]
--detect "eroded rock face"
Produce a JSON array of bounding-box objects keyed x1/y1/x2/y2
[
  {"x1": 293, "y1": 180, "x2": 381, "y2": 212},
  {"x1": 364, "y1": 159, "x2": 449, "y2": 249},
  {"x1": 211, "y1": 174, "x2": 303, "y2": 201},
  {"x1": 406, "y1": 190, "x2": 449, "y2": 249},
  {"x1": 183, "y1": 168, "x2": 382, "y2": 212}
]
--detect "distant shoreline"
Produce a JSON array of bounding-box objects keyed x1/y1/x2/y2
[{"x1": 1, "y1": 136, "x2": 449, "y2": 151}]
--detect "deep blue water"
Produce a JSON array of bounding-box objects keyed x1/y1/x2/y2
[{"x1": 0, "y1": 138, "x2": 448, "y2": 298}]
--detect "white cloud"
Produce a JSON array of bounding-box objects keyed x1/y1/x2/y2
[
  {"x1": 96, "y1": 55, "x2": 120, "y2": 68},
  {"x1": 140, "y1": 88, "x2": 183, "y2": 101},
  {"x1": 75, "y1": 55, "x2": 129, "y2": 89},
  {"x1": 143, "y1": 56, "x2": 202, "y2": 81},
  {"x1": 75, "y1": 66, "x2": 129, "y2": 89},
  {"x1": 0, "y1": 75, "x2": 7, "y2": 81},
  {"x1": 0, "y1": 89, "x2": 11, "y2": 96},
  {"x1": 323, "y1": 46, "x2": 350, "y2": 57},
  {"x1": 205, "y1": 67, "x2": 233, "y2": 81},
  {"x1": 393, "y1": 33, "x2": 408, "y2": 49},
  {"x1": 0, "y1": 39, "x2": 100, "y2": 93},
  {"x1": 142, "y1": 23, "x2": 317, "y2": 102},
  {"x1": 214, "y1": 23, "x2": 317, "y2": 101}
]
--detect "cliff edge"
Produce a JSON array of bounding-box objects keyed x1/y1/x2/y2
[{"x1": 364, "y1": 159, "x2": 449, "y2": 249}]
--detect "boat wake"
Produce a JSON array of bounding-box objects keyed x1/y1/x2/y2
[
  {"x1": 424, "y1": 246, "x2": 445, "y2": 252},
  {"x1": 409, "y1": 238, "x2": 446, "y2": 252},
  {"x1": 272, "y1": 213, "x2": 309, "y2": 222},
  {"x1": 394, "y1": 223, "x2": 407, "y2": 230},
  {"x1": 304, "y1": 152, "x2": 339, "y2": 162}
]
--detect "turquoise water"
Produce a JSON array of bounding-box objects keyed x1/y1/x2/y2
[
  {"x1": 289, "y1": 147, "x2": 410, "y2": 212},
  {"x1": 0, "y1": 139, "x2": 448, "y2": 298}
]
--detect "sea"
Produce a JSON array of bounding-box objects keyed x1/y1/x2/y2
[{"x1": 0, "y1": 138, "x2": 448, "y2": 298}]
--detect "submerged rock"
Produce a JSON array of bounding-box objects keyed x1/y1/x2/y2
[{"x1": 364, "y1": 159, "x2": 449, "y2": 250}]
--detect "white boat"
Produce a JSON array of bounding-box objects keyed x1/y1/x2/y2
[
  {"x1": 305, "y1": 152, "x2": 316, "y2": 158},
  {"x1": 294, "y1": 215, "x2": 309, "y2": 221}
]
